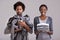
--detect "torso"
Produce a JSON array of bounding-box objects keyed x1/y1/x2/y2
[{"x1": 36, "y1": 16, "x2": 50, "y2": 40}]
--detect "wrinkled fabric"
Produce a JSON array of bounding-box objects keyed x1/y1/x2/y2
[{"x1": 6, "y1": 15, "x2": 33, "y2": 40}]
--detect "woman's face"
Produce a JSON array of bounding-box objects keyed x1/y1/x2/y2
[
  {"x1": 16, "y1": 6, "x2": 23, "y2": 15},
  {"x1": 40, "y1": 6, "x2": 47, "y2": 16}
]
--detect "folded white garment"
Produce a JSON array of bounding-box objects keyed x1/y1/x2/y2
[
  {"x1": 37, "y1": 23, "x2": 49, "y2": 32},
  {"x1": 37, "y1": 23, "x2": 49, "y2": 26}
]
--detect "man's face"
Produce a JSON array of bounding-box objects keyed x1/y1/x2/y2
[{"x1": 16, "y1": 6, "x2": 23, "y2": 15}]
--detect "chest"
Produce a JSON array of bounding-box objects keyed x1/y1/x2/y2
[{"x1": 36, "y1": 17, "x2": 50, "y2": 31}]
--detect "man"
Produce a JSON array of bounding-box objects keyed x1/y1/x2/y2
[{"x1": 4, "y1": 1, "x2": 33, "y2": 40}]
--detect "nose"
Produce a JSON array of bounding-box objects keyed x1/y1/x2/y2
[{"x1": 18, "y1": 9, "x2": 21, "y2": 11}]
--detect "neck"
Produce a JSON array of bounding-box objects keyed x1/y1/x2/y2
[
  {"x1": 17, "y1": 14, "x2": 22, "y2": 17},
  {"x1": 40, "y1": 15, "x2": 47, "y2": 20},
  {"x1": 40, "y1": 15, "x2": 46, "y2": 17}
]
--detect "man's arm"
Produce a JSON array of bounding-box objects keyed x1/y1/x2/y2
[{"x1": 18, "y1": 21, "x2": 31, "y2": 32}]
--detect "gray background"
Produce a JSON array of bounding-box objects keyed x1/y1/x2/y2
[{"x1": 0, "y1": 0, "x2": 60, "y2": 40}]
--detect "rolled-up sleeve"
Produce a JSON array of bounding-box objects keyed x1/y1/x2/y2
[
  {"x1": 25, "y1": 17, "x2": 33, "y2": 33},
  {"x1": 34, "y1": 17, "x2": 37, "y2": 34},
  {"x1": 49, "y1": 17, "x2": 53, "y2": 32}
]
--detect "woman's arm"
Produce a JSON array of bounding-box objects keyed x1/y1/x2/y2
[
  {"x1": 47, "y1": 17, "x2": 53, "y2": 35},
  {"x1": 34, "y1": 17, "x2": 39, "y2": 35}
]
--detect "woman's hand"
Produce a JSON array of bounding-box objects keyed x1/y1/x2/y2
[
  {"x1": 46, "y1": 30, "x2": 53, "y2": 35},
  {"x1": 35, "y1": 31, "x2": 39, "y2": 35},
  {"x1": 35, "y1": 30, "x2": 42, "y2": 35}
]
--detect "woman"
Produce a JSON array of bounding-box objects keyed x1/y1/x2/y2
[
  {"x1": 4, "y1": 1, "x2": 33, "y2": 40},
  {"x1": 34, "y1": 4, "x2": 53, "y2": 40}
]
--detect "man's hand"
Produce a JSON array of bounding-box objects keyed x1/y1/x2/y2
[
  {"x1": 18, "y1": 20, "x2": 26, "y2": 27},
  {"x1": 18, "y1": 20, "x2": 31, "y2": 32}
]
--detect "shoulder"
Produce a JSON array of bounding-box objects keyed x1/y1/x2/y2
[
  {"x1": 34, "y1": 16, "x2": 39, "y2": 19},
  {"x1": 34, "y1": 16, "x2": 39, "y2": 20},
  {"x1": 9, "y1": 17, "x2": 14, "y2": 19},
  {"x1": 8, "y1": 17, "x2": 15, "y2": 21},
  {"x1": 48, "y1": 16, "x2": 52, "y2": 20},
  {"x1": 23, "y1": 15, "x2": 30, "y2": 21}
]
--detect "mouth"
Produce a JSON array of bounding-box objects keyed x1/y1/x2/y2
[{"x1": 17, "y1": 12, "x2": 22, "y2": 15}]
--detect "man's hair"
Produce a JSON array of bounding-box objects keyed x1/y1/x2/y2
[
  {"x1": 39, "y1": 4, "x2": 48, "y2": 11},
  {"x1": 13, "y1": 1, "x2": 25, "y2": 11}
]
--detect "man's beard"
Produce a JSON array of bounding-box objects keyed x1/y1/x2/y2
[{"x1": 17, "y1": 12, "x2": 22, "y2": 16}]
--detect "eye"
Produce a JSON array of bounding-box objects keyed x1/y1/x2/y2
[
  {"x1": 16, "y1": 9, "x2": 19, "y2": 10},
  {"x1": 19, "y1": 9, "x2": 22, "y2": 10}
]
